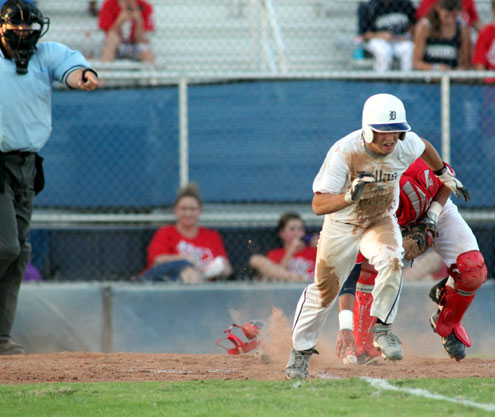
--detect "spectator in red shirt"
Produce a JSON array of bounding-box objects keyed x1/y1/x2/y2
[
  {"x1": 473, "y1": 0, "x2": 495, "y2": 121},
  {"x1": 249, "y1": 212, "x2": 317, "y2": 282},
  {"x1": 141, "y1": 183, "x2": 233, "y2": 283},
  {"x1": 473, "y1": 0, "x2": 495, "y2": 73},
  {"x1": 98, "y1": 0, "x2": 156, "y2": 65}
]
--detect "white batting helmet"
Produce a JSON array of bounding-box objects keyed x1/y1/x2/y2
[{"x1": 362, "y1": 94, "x2": 411, "y2": 143}]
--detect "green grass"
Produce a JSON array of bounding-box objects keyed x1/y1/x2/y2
[{"x1": 0, "y1": 378, "x2": 494, "y2": 417}]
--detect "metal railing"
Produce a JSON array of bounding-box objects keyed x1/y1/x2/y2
[{"x1": 37, "y1": 70, "x2": 495, "y2": 228}]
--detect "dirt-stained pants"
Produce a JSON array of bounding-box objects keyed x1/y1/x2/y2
[{"x1": 291, "y1": 216, "x2": 404, "y2": 351}]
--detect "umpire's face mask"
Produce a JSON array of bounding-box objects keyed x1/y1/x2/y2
[{"x1": 0, "y1": 2, "x2": 49, "y2": 75}]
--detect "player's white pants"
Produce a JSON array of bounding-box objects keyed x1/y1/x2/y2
[
  {"x1": 366, "y1": 38, "x2": 413, "y2": 72},
  {"x1": 433, "y1": 199, "x2": 479, "y2": 266},
  {"x1": 407, "y1": 199, "x2": 480, "y2": 288},
  {"x1": 292, "y1": 216, "x2": 404, "y2": 351}
]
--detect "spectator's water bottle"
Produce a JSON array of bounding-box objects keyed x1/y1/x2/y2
[{"x1": 353, "y1": 45, "x2": 364, "y2": 61}]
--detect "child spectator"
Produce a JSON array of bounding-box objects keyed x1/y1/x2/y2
[
  {"x1": 413, "y1": 0, "x2": 471, "y2": 70},
  {"x1": 249, "y1": 212, "x2": 317, "y2": 282},
  {"x1": 98, "y1": 0, "x2": 156, "y2": 65},
  {"x1": 140, "y1": 183, "x2": 233, "y2": 283},
  {"x1": 360, "y1": 0, "x2": 417, "y2": 71}
]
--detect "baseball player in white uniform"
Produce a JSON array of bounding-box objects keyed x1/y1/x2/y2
[{"x1": 285, "y1": 93, "x2": 471, "y2": 379}]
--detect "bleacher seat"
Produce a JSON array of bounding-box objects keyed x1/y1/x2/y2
[{"x1": 35, "y1": 0, "x2": 365, "y2": 73}]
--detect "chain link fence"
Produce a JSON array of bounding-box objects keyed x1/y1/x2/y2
[{"x1": 28, "y1": 0, "x2": 495, "y2": 282}]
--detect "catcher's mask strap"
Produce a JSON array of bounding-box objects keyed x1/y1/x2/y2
[{"x1": 216, "y1": 322, "x2": 263, "y2": 355}]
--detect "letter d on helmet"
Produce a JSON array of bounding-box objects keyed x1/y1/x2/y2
[{"x1": 362, "y1": 93, "x2": 411, "y2": 143}]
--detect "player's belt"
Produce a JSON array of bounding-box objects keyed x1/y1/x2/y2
[{"x1": 0, "y1": 151, "x2": 39, "y2": 194}]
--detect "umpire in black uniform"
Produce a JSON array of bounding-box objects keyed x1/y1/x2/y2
[{"x1": 0, "y1": 0, "x2": 98, "y2": 354}]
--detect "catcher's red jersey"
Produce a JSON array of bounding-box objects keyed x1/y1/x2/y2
[{"x1": 396, "y1": 158, "x2": 444, "y2": 226}]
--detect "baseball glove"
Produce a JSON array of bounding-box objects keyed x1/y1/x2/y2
[{"x1": 401, "y1": 222, "x2": 438, "y2": 261}]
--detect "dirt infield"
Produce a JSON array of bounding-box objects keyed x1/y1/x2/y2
[
  {"x1": 0, "y1": 352, "x2": 494, "y2": 384},
  {"x1": 2, "y1": 307, "x2": 494, "y2": 384}
]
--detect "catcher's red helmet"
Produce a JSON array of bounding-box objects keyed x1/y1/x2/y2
[{"x1": 216, "y1": 320, "x2": 265, "y2": 355}]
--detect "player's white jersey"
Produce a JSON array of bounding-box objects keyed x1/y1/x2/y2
[{"x1": 313, "y1": 129, "x2": 425, "y2": 228}]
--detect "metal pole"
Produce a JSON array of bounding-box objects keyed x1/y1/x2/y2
[
  {"x1": 264, "y1": 0, "x2": 287, "y2": 73},
  {"x1": 179, "y1": 77, "x2": 189, "y2": 187},
  {"x1": 441, "y1": 74, "x2": 451, "y2": 164},
  {"x1": 102, "y1": 285, "x2": 113, "y2": 353}
]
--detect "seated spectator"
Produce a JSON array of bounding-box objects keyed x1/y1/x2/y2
[
  {"x1": 140, "y1": 183, "x2": 233, "y2": 283},
  {"x1": 473, "y1": 0, "x2": 495, "y2": 74},
  {"x1": 360, "y1": 0, "x2": 416, "y2": 71},
  {"x1": 98, "y1": 0, "x2": 156, "y2": 65},
  {"x1": 249, "y1": 212, "x2": 317, "y2": 282},
  {"x1": 416, "y1": 0, "x2": 482, "y2": 32},
  {"x1": 413, "y1": 0, "x2": 471, "y2": 71}
]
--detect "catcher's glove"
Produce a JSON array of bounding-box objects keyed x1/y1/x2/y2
[{"x1": 401, "y1": 222, "x2": 438, "y2": 261}]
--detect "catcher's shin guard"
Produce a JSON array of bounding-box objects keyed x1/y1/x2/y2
[
  {"x1": 433, "y1": 251, "x2": 487, "y2": 346},
  {"x1": 353, "y1": 262, "x2": 379, "y2": 356}
]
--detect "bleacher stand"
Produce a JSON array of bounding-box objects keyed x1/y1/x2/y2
[
  {"x1": 36, "y1": 0, "x2": 494, "y2": 74},
  {"x1": 36, "y1": 0, "x2": 382, "y2": 73}
]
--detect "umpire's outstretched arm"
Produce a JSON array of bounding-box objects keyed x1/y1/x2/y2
[{"x1": 66, "y1": 68, "x2": 99, "y2": 91}]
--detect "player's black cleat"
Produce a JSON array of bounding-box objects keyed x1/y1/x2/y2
[
  {"x1": 428, "y1": 277, "x2": 448, "y2": 304},
  {"x1": 429, "y1": 309, "x2": 440, "y2": 333},
  {"x1": 430, "y1": 309, "x2": 466, "y2": 361},
  {"x1": 442, "y1": 331, "x2": 466, "y2": 361}
]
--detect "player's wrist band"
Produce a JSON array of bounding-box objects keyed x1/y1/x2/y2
[
  {"x1": 82, "y1": 67, "x2": 98, "y2": 81},
  {"x1": 426, "y1": 201, "x2": 443, "y2": 224},
  {"x1": 339, "y1": 309, "x2": 354, "y2": 331},
  {"x1": 428, "y1": 201, "x2": 443, "y2": 218},
  {"x1": 433, "y1": 163, "x2": 446, "y2": 176}
]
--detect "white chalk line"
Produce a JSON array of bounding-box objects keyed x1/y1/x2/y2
[{"x1": 363, "y1": 377, "x2": 495, "y2": 412}]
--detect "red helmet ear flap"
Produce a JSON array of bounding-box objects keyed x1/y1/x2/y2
[{"x1": 216, "y1": 321, "x2": 265, "y2": 355}]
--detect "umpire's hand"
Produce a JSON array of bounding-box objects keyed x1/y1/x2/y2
[{"x1": 67, "y1": 67, "x2": 99, "y2": 91}]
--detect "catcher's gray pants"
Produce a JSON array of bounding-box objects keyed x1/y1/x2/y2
[{"x1": 0, "y1": 153, "x2": 35, "y2": 348}]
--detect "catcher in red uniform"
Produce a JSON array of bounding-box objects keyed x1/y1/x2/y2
[{"x1": 336, "y1": 158, "x2": 487, "y2": 363}]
